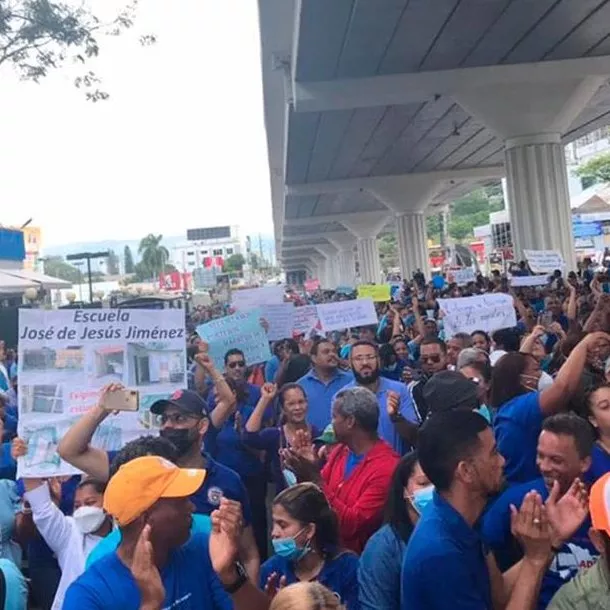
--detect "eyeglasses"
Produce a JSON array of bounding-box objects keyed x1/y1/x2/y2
[
  {"x1": 352, "y1": 355, "x2": 377, "y2": 364},
  {"x1": 421, "y1": 355, "x2": 441, "y2": 363},
  {"x1": 228, "y1": 361, "x2": 246, "y2": 369},
  {"x1": 158, "y1": 412, "x2": 202, "y2": 425}
]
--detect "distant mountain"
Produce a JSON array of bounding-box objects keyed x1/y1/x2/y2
[{"x1": 44, "y1": 234, "x2": 277, "y2": 264}]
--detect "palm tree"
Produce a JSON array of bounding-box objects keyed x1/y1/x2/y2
[{"x1": 138, "y1": 234, "x2": 169, "y2": 279}]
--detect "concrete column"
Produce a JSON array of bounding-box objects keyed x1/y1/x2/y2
[
  {"x1": 340, "y1": 212, "x2": 389, "y2": 285},
  {"x1": 314, "y1": 244, "x2": 339, "y2": 290},
  {"x1": 504, "y1": 135, "x2": 575, "y2": 267},
  {"x1": 396, "y1": 213, "x2": 429, "y2": 280},
  {"x1": 356, "y1": 238, "x2": 381, "y2": 284},
  {"x1": 337, "y1": 249, "x2": 356, "y2": 286}
]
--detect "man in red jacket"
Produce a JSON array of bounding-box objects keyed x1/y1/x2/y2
[{"x1": 283, "y1": 386, "x2": 400, "y2": 553}]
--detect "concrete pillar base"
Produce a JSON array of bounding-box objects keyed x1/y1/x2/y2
[{"x1": 337, "y1": 249, "x2": 356, "y2": 287}]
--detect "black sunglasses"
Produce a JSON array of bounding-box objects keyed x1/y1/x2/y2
[{"x1": 228, "y1": 361, "x2": 246, "y2": 369}]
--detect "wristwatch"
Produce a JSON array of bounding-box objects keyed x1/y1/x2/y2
[{"x1": 222, "y1": 562, "x2": 248, "y2": 594}]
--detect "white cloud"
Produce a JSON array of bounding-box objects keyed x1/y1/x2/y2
[{"x1": 0, "y1": 0, "x2": 273, "y2": 247}]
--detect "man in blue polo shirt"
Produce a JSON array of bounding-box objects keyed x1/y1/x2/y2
[
  {"x1": 343, "y1": 340, "x2": 416, "y2": 454},
  {"x1": 57, "y1": 388, "x2": 260, "y2": 580},
  {"x1": 297, "y1": 338, "x2": 352, "y2": 430},
  {"x1": 401, "y1": 410, "x2": 589, "y2": 610},
  {"x1": 482, "y1": 413, "x2": 597, "y2": 609}
]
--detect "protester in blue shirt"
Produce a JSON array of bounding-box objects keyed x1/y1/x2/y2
[
  {"x1": 63, "y1": 456, "x2": 270, "y2": 610},
  {"x1": 57, "y1": 386, "x2": 260, "y2": 581},
  {"x1": 265, "y1": 339, "x2": 299, "y2": 383},
  {"x1": 297, "y1": 338, "x2": 353, "y2": 431},
  {"x1": 261, "y1": 483, "x2": 358, "y2": 610},
  {"x1": 482, "y1": 413, "x2": 597, "y2": 609},
  {"x1": 0, "y1": 557, "x2": 27, "y2": 610},
  {"x1": 243, "y1": 383, "x2": 320, "y2": 491},
  {"x1": 490, "y1": 332, "x2": 607, "y2": 484},
  {"x1": 584, "y1": 384, "x2": 610, "y2": 484},
  {"x1": 344, "y1": 341, "x2": 417, "y2": 454},
  {"x1": 378, "y1": 343, "x2": 405, "y2": 382},
  {"x1": 401, "y1": 410, "x2": 589, "y2": 610},
  {"x1": 359, "y1": 451, "x2": 431, "y2": 610}
]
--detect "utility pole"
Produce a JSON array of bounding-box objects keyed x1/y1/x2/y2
[{"x1": 66, "y1": 251, "x2": 109, "y2": 303}]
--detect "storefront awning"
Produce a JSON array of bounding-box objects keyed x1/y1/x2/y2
[
  {"x1": 0, "y1": 269, "x2": 72, "y2": 289},
  {"x1": 0, "y1": 271, "x2": 38, "y2": 293}
]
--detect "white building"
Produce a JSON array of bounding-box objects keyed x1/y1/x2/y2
[{"x1": 171, "y1": 225, "x2": 241, "y2": 272}]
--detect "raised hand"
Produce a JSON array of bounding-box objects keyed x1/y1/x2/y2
[
  {"x1": 546, "y1": 478, "x2": 589, "y2": 547},
  {"x1": 264, "y1": 572, "x2": 287, "y2": 598},
  {"x1": 291, "y1": 428, "x2": 315, "y2": 462},
  {"x1": 131, "y1": 524, "x2": 165, "y2": 609},
  {"x1": 510, "y1": 490, "x2": 551, "y2": 564},
  {"x1": 387, "y1": 391, "x2": 400, "y2": 418},
  {"x1": 280, "y1": 449, "x2": 320, "y2": 484},
  {"x1": 209, "y1": 498, "x2": 244, "y2": 582},
  {"x1": 194, "y1": 352, "x2": 215, "y2": 373},
  {"x1": 261, "y1": 383, "x2": 277, "y2": 402},
  {"x1": 197, "y1": 340, "x2": 210, "y2": 354},
  {"x1": 11, "y1": 437, "x2": 27, "y2": 460}
]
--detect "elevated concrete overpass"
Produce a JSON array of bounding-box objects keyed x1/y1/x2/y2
[{"x1": 258, "y1": 0, "x2": 610, "y2": 285}]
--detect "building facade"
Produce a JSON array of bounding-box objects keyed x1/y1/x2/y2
[{"x1": 171, "y1": 226, "x2": 241, "y2": 273}]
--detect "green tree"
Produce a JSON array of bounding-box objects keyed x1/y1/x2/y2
[
  {"x1": 426, "y1": 215, "x2": 441, "y2": 242},
  {"x1": 43, "y1": 256, "x2": 103, "y2": 283},
  {"x1": 0, "y1": 0, "x2": 155, "y2": 101},
  {"x1": 123, "y1": 245, "x2": 135, "y2": 274},
  {"x1": 223, "y1": 254, "x2": 246, "y2": 273},
  {"x1": 106, "y1": 249, "x2": 120, "y2": 276},
  {"x1": 138, "y1": 234, "x2": 169, "y2": 279},
  {"x1": 378, "y1": 233, "x2": 399, "y2": 271},
  {"x1": 448, "y1": 218, "x2": 472, "y2": 241},
  {"x1": 575, "y1": 152, "x2": 610, "y2": 184}
]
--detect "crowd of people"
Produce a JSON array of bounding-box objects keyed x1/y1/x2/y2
[{"x1": 3, "y1": 265, "x2": 610, "y2": 609}]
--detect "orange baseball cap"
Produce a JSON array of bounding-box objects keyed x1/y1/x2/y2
[
  {"x1": 103, "y1": 455, "x2": 206, "y2": 526},
  {"x1": 590, "y1": 472, "x2": 610, "y2": 534}
]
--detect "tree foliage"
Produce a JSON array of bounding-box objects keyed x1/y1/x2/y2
[
  {"x1": 0, "y1": 0, "x2": 155, "y2": 101},
  {"x1": 575, "y1": 152, "x2": 610, "y2": 184},
  {"x1": 44, "y1": 255, "x2": 103, "y2": 283},
  {"x1": 123, "y1": 245, "x2": 134, "y2": 274},
  {"x1": 138, "y1": 233, "x2": 169, "y2": 279},
  {"x1": 106, "y1": 249, "x2": 119, "y2": 276},
  {"x1": 223, "y1": 253, "x2": 245, "y2": 274}
]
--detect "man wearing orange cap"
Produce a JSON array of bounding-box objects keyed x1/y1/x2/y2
[
  {"x1": 63, "y1": 456, "x2": 271, "y2": 610},
  {"x1": 548, "y1": 471, "x2": 610, "y2": 609}
]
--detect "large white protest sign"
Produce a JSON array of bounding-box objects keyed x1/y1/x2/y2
[
  {"x1": 231, "y1": 285, "x2": 285, "y2": 311},
  {"x1": 293, "y1": 305, "x2": 320, "y2": 335},
  {"x1": 510, "y1": 274, "x2": 550, "y2": 287},
  {"x1": 316, "y1": 299, "x2": 377, "y2": 332},
  {"x1": 262, "y1": 303, "x2": 296, "y2": 340},
  {"x1": 523, "y1": 250, "x2": 565, "y2": 274},
  {"x1": 197, "y1": 309, "x2": 271, "y2": 371},
  {"x1": 438, "y1": 294, "x2": 516, "y2": 337},
  {"x1": 17, "y1": 309, "x2": 187, "y2": 477}
]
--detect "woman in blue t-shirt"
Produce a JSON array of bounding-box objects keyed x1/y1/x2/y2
[
  {"x1": 261, "y1": 483, "x2": 358, "y2": 610},
  {"x1": 242, "y1": 383, "x2": 320, "y2": 491},
  {"x1": 358, "y1": 452, "x2": 431, "y2": 610},
  {"x1": 490, "y1": 330, "x2": 607, "y2": 484},
  {"x1": 584, "y1": 384, "x2": 610, "y2": 485}
]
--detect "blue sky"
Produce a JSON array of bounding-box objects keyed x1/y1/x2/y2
[{"x1": 0, "y1": 0, "x2": 273, "y2": 247}]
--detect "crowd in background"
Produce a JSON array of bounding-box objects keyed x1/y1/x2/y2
[{"x1": 1, "y1": 262, "x2": 610, "y2": 609}]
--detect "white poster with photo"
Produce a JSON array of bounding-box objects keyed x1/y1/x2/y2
[
  {"x1": 523, "y1": 250, "x2": 565, "y2": 273},
  {"x1": 231, "y1": 285, "x2": 285, "y2": 311},
  {"x1": 293, "y1": 305, "x2": 320, "y2": 335},
  {"x1": 17, "y1": 309, "x2": 187, "y2": 477},
  {"x1": 261, "y1": 303, "x2": 296, "y2": 341},
  {"x1": 438, "y1": 294, "x2": 516, "y2": 337},
  {"x1": 316, "y1": 299, "x2": 378, "y2": 332}
]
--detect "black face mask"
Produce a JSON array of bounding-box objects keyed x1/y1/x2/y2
[{"x1": 159, "y1": 427, "x2": 199, "y2": 456}]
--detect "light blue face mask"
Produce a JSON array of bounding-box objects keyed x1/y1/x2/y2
[
  {"x1": 283, "y1": 469, "x2": 297, "y2": 488},
  {"x1": 410, "y1": 485, "x2": 434, "y2": 515},
  {"x1": 474, "y1": 405, "x2": 492, "y2": 423},
  {"x1": 272, "y1": 527, "x2": 311, "y2": 561}
]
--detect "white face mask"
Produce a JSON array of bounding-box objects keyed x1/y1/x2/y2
[{"x1": 73, "y1": 506, "x2": 106, "y2": 535}]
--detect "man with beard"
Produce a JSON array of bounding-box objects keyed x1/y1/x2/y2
[
  {"x1": 482, "y1": 413, "x2": 597, "y2": 609},
  {"x1": 343, "y1": 341, "x2": 417, "y2": 454},
  {"x1": 58, "y1": 386, "x2": 261, "y2": 580}
]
